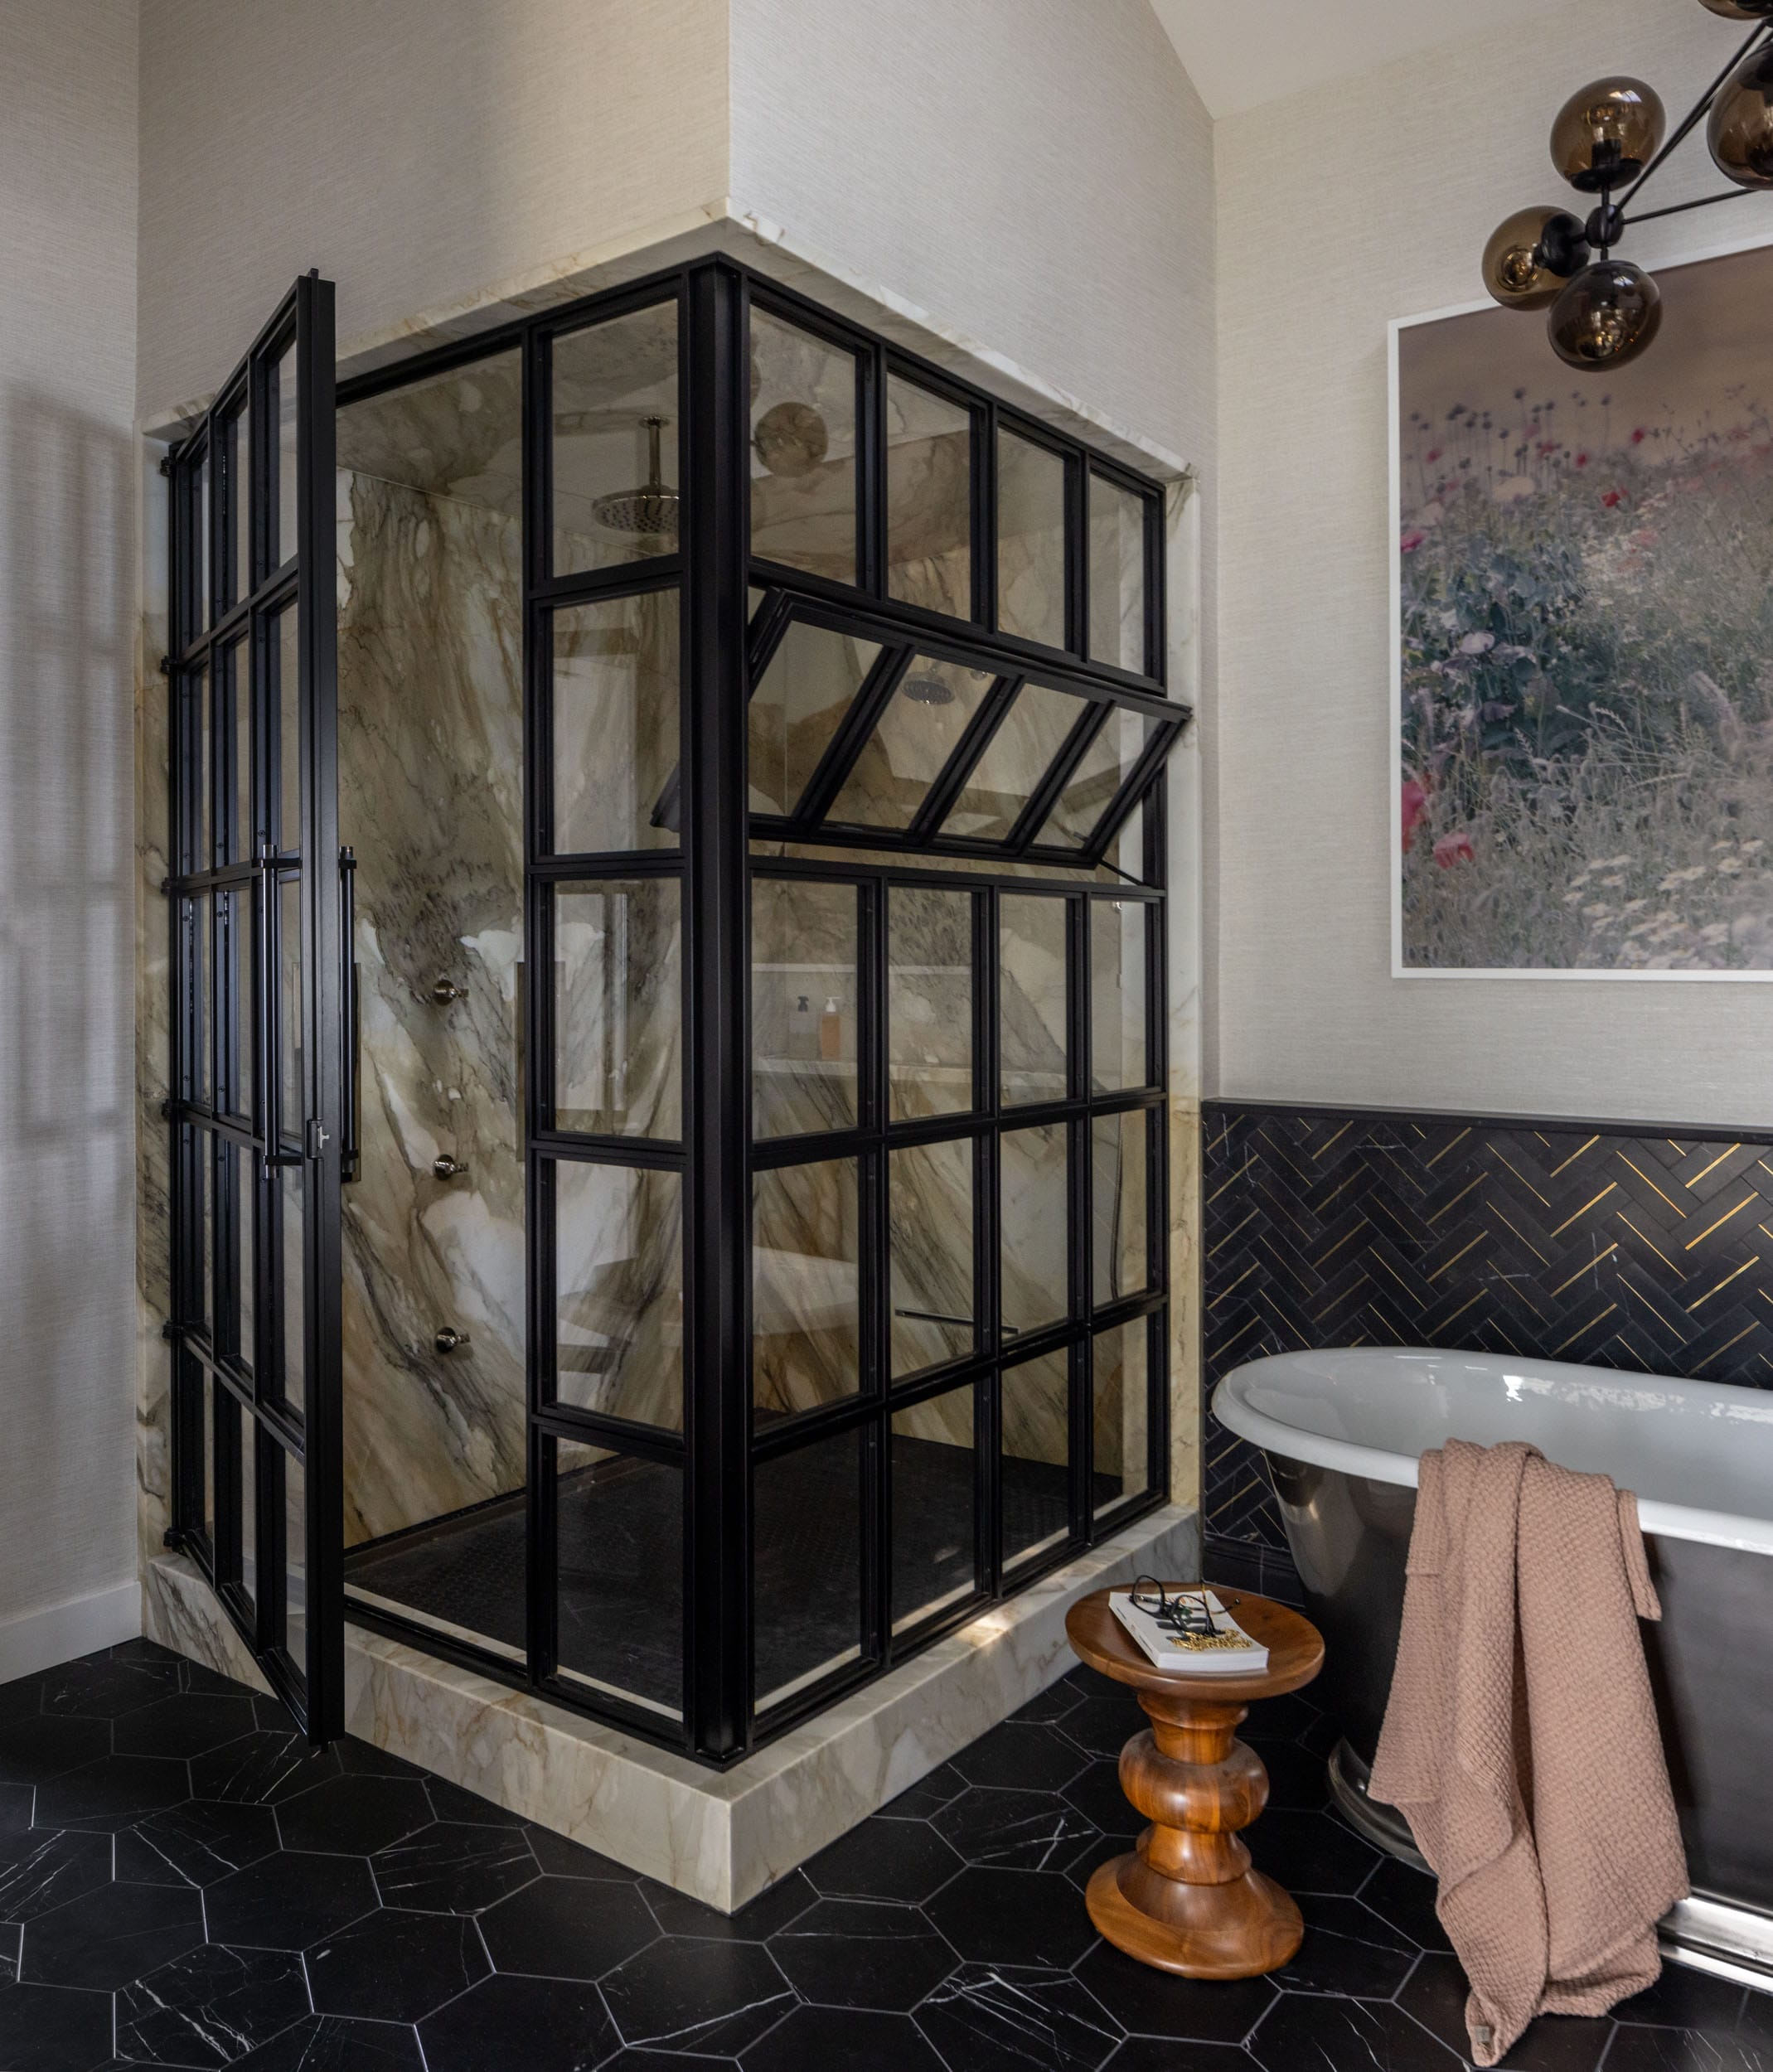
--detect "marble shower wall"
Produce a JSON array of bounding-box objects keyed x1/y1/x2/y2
[{"x1": 335, "y1": 446, "x2": 529, "y2": 1547}]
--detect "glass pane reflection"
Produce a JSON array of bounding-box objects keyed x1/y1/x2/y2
[
  {"x1": 754, "y1": 1426, "x2": 864, "y2": 1708},
  {"x1": 1092, "y1": 1110, "x2": 1150, "y2": 1305},
  {"x1": 753, "y1": 1159, "x2": 861, "y2": 1417},
  {"x1": 555, "y1": 1161, "x2": 684, "y2": 1431},
  {"x1": 892, "y1": 1386, "x2": 976, "y2": 1632},
  {"x1": 752, "y1": 878, "x2": 858, "y2": 1137},
  {"x1": 1000, "y1": 1123, "x2": 1069, "y2": 1336},
  {"x1": 1000, "y1": 896, "x2": 1068, "y2": 1106},
  {"x1": 889, "y1": 1137, "x2": 974, "y2": 1377},
  {"x1": 1092, "y1": 1320, "x2": 1151, "y2": 1516},
  {"x1": 749, "y1": 620, "x2": 884, "y2": 818},
  {"x1": 557, "y1": 1440, "x2": 684, "y2": 1720},
  {"x1": 830, "y1": 656, "x2": 996, "y2": 831},
  {"x1": 553, "y1": 303, "x2": 680, "y2": 575},
  {"x1": 997, "y1": 428, "x2": 1067, "y2": 650},
  {"x1": 888, "y1": 887, "x2": 972, "y2": 1120},
  {"x1": 1036, "y1": 708, "x2": 1153, "y2": 851},
  {"x1": 941, "y1": 680, "x2": 1086, "y2": 843},
  {"x1": 751, "y1": 310, "x2": 859, "y2": 583},
  {"x1": 1088, "y1": 472, "x2": 1148, "y2": 673},
  {"x1": 552, "y1": 592, "x2": 680, "y2": 854},
  {"x1": 887, "y1": 375, "x2": 971, "y2": 617},
  {"x1": 555, "y1": 880, "x2": 682, "y2": 1139},
  {"x1": 1091, "y1": 899, "x2": 1148, "y2": 1093},
  {"x1": 1002, "y1": 1348, "x2": 1071, "y2": 1568}
]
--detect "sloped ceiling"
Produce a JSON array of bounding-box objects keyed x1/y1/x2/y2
[{"x1": 1150, "y1": 0, "x2": 1549, "y2": 119}]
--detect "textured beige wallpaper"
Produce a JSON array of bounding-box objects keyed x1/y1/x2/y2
[
  {"x1": 0, "y1": 0, "x2": 140, "y2": 1628},
  {"x1": 136, "y1": 0, "x2": 729, "y2": 421},
  {"x1": 729, "y1": 0, "x2": 1216, "y2": 472},
  {"x1": 1213, "y1": 0, "x2": 1773, "y2": 1125}
]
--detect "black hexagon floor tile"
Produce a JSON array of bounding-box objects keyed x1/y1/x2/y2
[
  {"x1": 277, "y1": 1774, "x2": 434, "y2": 1858},
  {"x1": 477, "y1": 1874, "x2": 658, "y2": 1980},
  {"x1": 766, "y1": 1897, "x2": 956, "y2": 2011},
  {"x1": 930, "y1": 1784, "x2": 1102, "y2": 1873},
  {"x1": 111, "y1": 1693, "x2": 259, "y2": 1760},
  {"x1": 367, "y1": 1823, "x2": 539, "y2": 1915},
  {"x1": 600, "y1": 1936, "x2": 794, "y2": 2055},
  {"x1": 233, "y1": 2012, "x2": 424, "y2": 2069},
  {"x1": 0, "y1": 1978, "x2": 115, "y2": 2071},
  {"x1": 1074, "y1": 1938, "x2": 1277, "y2": 2044},
  {"x1": 913, "y1": 1963, "x2": 1123, "y2": 2072},
  {"x1": 0, "y1": 1830, "x2": 115, "y2": 1922},
  {"x1": 0, "y1": 1638, "x2": 1761, "y2": 2072},
  {"x1": 418, "y1": 1972, "x2": 617, "y2": 2072},
  {"x1": 20, "y1": 1881, "x2": 206, "y2": 1991},
  {"x1": 802, "y1": 1817, "x2": 962, "y2": 1905},
  {"x1": 36, "y1": 1755, "x2": 191, "y2": 1831},
  {"x1": 114, "y1": 1944, "x2": 309, "y2": 2068},
  {"x1": 923, "y1": 1866, "x2": 1099, "y2": 1970},
  {"x1": 744, "y1": 2002, "x2": 947, "y2": 2071},
  {"x1": 949, "y1": 1721, "x2": 1092, "y2": 1794},
  {"x1": 640, "y1": 1866, "x2": 816, "y2": 1944},
  {"x1": 113, "y1": 1799, "x2": 281, "y2": 1889},
  {"x1": 205, "y1": 1851, "x2": 380, "y2": 1950},
  {"x1": 307, "y1": 1907, "x2": 490, "y2": 2023}
]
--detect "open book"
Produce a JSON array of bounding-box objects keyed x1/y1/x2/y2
[{"x1": 1110, "y1": 1588, "x2": 1269, "y2": 1673}]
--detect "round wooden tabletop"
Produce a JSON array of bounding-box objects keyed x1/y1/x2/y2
[{"x1": 1066, "y1": 1584, "x2": 1324, "y2": 1705}]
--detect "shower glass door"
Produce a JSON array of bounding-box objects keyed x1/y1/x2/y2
[{"x1": 165, "y1": 276, "x2": 345, "y2": 1741}]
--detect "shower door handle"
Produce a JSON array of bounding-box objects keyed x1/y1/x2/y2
[{"x1": 339, "y1": 847, "x2": 360, "y2": 1182}]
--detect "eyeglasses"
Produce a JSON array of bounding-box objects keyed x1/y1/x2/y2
[{"x1": 1127, "y1": 1577, "x2": 1229, "y2": 1639}]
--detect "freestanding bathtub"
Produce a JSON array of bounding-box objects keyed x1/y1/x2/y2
[{"x1": 1213, "y1": 1348, "x2": 1773, "y2": 1983}]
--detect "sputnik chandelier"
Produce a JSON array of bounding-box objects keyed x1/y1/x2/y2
[{"x1": 1482, "y1": 0, "x2": 1773, "y2": 368}]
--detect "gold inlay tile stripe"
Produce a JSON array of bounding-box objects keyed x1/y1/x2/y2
[
  {"x1": 1550, "y1": 1244, "x2": 1617, "y2": 1300},
  {"x1": 1549, "y1": 1183, "x2": 1617, "y2": 1241},
  {"x1": 1684, "y1": 1144, "x2": 1742, "y2": 1190},
  {"x1": 1618, "y1": 1155, "x2": 1683, "y2": 1217},
  {"x1": 1687, "y1": 1256, "x2": 1758, "y2": 1314},
  {"x1": 1548, "y1": 1135, "x2": 1599, "y2": 1178},
  {"x1": 1683, "y1": 1193, "x2": 1756, "y2": 1251}
]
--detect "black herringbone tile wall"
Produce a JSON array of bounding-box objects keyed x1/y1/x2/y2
[{"x1": 1203, "y1": 1102, "x2": 1773, "y2": 1553}]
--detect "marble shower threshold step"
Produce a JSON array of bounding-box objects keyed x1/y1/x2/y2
[{"x1": 143, "y1": 1500, "x2": 1199, "y2": 1913}]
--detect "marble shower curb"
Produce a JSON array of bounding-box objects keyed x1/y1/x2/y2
[{"x1": 143, "y1": 1500, "x2": 1197, "y2": 1911}]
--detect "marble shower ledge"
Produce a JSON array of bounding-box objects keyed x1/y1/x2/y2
[
  {"x1": 139, "y1": 211, "x2": 1192, "y2": 492},
  {"x1": 143, "y1": 1500, "x2": 1196, "y2": 1913}
]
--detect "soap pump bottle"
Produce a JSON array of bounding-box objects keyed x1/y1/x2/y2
[{"x1": 820, "y1": 995, "x2": 844, "y2": 1061}]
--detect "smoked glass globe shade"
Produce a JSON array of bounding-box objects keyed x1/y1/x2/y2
[
  {"x1": 1482, "y1": 206, "x2": 1586, "y2": 308},
  {"x1": 1709, "y1": 46, "x2": 1773, "y2": 187},
  {"x1": 1550, "y1": 76, "x2": 1666, "y2": 190},
  {"x1": 1547, "y1": 260, "x2": 1662, "y2": 369}
]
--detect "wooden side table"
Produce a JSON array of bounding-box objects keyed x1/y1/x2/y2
[{"x1": 1065, "y1": 1585, "x2": 1325, "y2": 1980}]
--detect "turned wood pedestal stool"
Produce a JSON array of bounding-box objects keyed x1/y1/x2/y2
[{"x1": 1064, "y1": 1585, "x2": 1325, "y2": 1979}]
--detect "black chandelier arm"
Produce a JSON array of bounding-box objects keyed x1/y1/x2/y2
[
  {"x1": 1622, "y1": 182, "x2": 1761, "y2": 230},
  {"x1": 1621, "y1": 20, "x2": 1773, "y2": 211}
]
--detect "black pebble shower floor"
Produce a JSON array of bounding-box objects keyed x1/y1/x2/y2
[{"x1": 1, "y1": 1638, "x2": 1768, "y2": 2071}]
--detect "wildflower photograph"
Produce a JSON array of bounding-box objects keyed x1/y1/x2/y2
[{"x1": 1395, "y1": 236, "x2": 1773, "y2": 975}]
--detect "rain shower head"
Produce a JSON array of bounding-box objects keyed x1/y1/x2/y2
[
  {"x1": 903, "y1": 672, "x2": 956, "y2": 706},
  {"x1": 592, "y1": 416, "x2": 680, "y2": 542}
]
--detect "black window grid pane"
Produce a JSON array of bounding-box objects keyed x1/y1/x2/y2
[
  {"x1": 313, "y1": 258, "x2": 1174, "y2": 1766},
  {"x1": 165, "y1": 278, "x2": 337, "y2": 1740}
]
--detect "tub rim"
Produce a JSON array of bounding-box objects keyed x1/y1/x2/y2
[{"x1": 1212, "y1": 1347, "x2": 1773, "y2": 1558}]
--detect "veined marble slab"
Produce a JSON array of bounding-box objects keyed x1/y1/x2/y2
[{"x1": 148, "y1": 1504, "x2": 1194, "y2": 1912}]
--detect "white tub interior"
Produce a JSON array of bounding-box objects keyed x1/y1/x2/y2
[{"x1": 1213, "y1": 1348, "x2": 1773, "y2": 1555}]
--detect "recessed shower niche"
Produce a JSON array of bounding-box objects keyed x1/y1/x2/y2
[{"x1": 157, "y1": 261, "x2": 1188, "y2": 1771}]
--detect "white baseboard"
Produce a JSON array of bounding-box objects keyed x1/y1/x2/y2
[{"x1": 0, "y1": 1580, "x2": 141, "y2": 1685}]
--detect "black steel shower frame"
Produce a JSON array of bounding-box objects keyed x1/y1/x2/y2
[
  {"x1": 328, "y1": 254, "x2": 1181, "y2": 1766},
  {"x1": 160, "y1": 274, "x2": 344, "y2": 1741}
]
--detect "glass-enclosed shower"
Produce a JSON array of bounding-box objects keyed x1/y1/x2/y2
[{"x1": 170, "y1": 260, "x2": 1184, "y2": 1766}]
